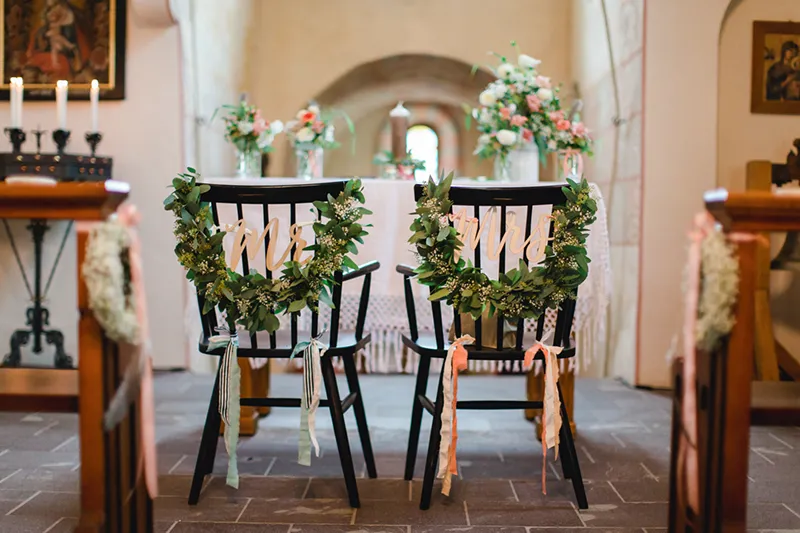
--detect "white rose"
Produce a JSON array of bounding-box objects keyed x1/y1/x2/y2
[
  {"x1": 492, "y1": 83, "x2": 507, "y2": 98},
  {"x1": 497, "y1": 63, "x2": 515, "y2": 79},
  {"x1": 518, "y1": 54, "x2": 541, "y2": 69},
  {"x1": 472, "y1": 108, "x2": 479, "y2": 119},
  {"x1": 547, "y1": 139, "x2": 557, "y2": 151},
  {"x1": 271, "y1": 119, "x2": 284, "y2": 134},
  {"x1": 296, "y1": 127, "x2": 315, "y2": 143},
  {"x1": 479, "y1": 109, "x2": 493, "y2": 124},
  {"x1": 308, "y1": 104, "x2": 320, "y2": 115},
  {"x1": 508, "y1": 103, "x2": 517, "y2": 114},
  {"x1": 496, "y1": 129, "x2": 517, "y2": 146},
  {"x1": 537, "y1": 88, "x2": 554, "y2": 101},
  {"x1": 479, "y1": 90, "x2": 497, "y2": 106},
  {"x1": 237, "y1": 121, "x2": 254, "y2": 135},
  {"x1": 258, "y1": 133, "x2": 275, "y2": 149},
  {"x1": 325, "y1": 125, "x2": 335, "y2": 142},
  {"x1": 477, "y1": 133, "x2": 490, "y2": 146}
]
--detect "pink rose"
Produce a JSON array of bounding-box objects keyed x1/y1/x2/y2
[
  {"x1": 521, "y1": 128, "x2": 533, "y2": 142},
  {"x1": 253, "y1": 118, "x2": 268, "y2": 135},
  {"x1": 556, "y1": 119, "x2": 571, "y2": 131},
  {"x1": 301, "y1": 111, "x2": 316, "y2": 124},
  {"x1": 536, "y1": 75, "x2": 551, "y2": 88},
  {"x1": 572, "y1": 122, "x2": 587, "y2": 136},
  {"x1": 526, "y1": 94, "x2": 541, "y2": 112},
  {"x1": 549, "y1": 110, "x2": 564, "y2": 122},
  {"x1": 398, "y1": 165, "x2": 414, "y2": 180},
  {"x1": 510, "y1": 114, "x2": 527, "y2": 126},
  {"x1": 499, "y1": 107, "x2": 511, "y2": 119},
  {"x1": 311, "y1": 120, "x2": 325, "y2": 134}
]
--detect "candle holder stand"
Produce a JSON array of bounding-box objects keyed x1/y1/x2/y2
[
  {"x1": 85, "y1": 132, "x2": 102, "y2": 157},
  {"x1": 52, "y1": 129, "x2": 70, "y2": 155},
  {"x1": 4, "y1": 128, "x2": 26, "y2": 154},
  {"x1": 0, "y1": 129, "x2": 113, "y2": 370}
]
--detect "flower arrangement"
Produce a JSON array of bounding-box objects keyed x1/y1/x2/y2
[
  {"x1": 469, "y1": 42, "x2": 593, "y2": 166},
  {"x1": 372, "y1": 149, "x2": 426, "y2": 180},
  {"x1": 219, "y1": 100, "x2": 283, "y2": 154},
  {"x1": 286, "y1": 103, "x2": 354, "y2": 150}
]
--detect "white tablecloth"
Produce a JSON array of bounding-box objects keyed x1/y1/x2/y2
[{"x1": 185, "y1": 178, "x2": 610, "y2": 374}]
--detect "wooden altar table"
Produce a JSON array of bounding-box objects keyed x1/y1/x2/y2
[{"x1": 0, "y1": 180, "x2": 154, "y2": 533}]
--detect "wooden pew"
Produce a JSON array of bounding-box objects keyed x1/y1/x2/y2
[
  {"x1": 669, "y1": 189, "x2": 800, "y2": 532},
  {"x1": 0, "y1": 181, "x2": 154, "y2": 533}
]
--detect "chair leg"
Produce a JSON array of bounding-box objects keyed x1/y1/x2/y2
[
  {"x1": 341, "y1": 352, "x2": 377, "y2": 479},
  {"x1": 188, "y1": 367, "x2": 222, "y2": 505},
  {"x1": 419, "y1": 366, "x2": 445, "y2": 510},
  {"x1": 321, "y1": 355, "x2": 360, "y2": 509},
  {"x1": 557, "y1": 381, "x2": 587, "y2": 509},
  {"x1": 558, "y1": 423, "x2": 573, "y2": 480},
  {"x1": 405, "y1": 354, "x2": 431, "y2": 481}
]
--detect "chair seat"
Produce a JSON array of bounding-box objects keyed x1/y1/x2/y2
[
  {"x1": 199, "y1": 329, "x2": 370, "y2": 358},
  {"x1": 402, "y1": 333, "x2": 575, "y2": 360}
]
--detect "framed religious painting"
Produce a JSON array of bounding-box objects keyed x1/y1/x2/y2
[
  {"x1": 0, "y1": 0, "x2": 127, "y2": 100},
  {"x1": 751, "y1": 21, "x2": 800, "y2": 115}
]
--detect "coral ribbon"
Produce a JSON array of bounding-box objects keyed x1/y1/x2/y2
[
  {"x1": 107, "y1": 205, "x2": 158, "y2": 498},
  {"x1": 438, "y1": 334, "x2": 474, "y2": 496},
  {"x1": 524, "y1": 339, "x2": 563, "y2": 495}
]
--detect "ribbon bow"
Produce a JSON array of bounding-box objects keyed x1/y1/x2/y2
[
  {"x1": 438, "y1": 334, "x2": 474, "y2": 496},
  {"x1": 210, "y1": 326, "x2": 241, "y2": 488},
  {"x1": 101, "y1": 205, "x2": 158, "y2": 498},
  {"x1": 291, "y1": 331, "x2": 328, "y2": 466},
  {"x1": 524, "y1": 334, "x2": 563, "y2": 495}
]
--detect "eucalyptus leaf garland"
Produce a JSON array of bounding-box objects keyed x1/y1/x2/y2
[
  {"x1": 410, "y1": 173, "x2": 597, "y2": 320},
  {"x1": 164, "y1": 168, "x2": 371, "y2": 332}
]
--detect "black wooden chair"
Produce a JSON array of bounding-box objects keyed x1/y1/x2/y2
[
  {"x1": 398, "y1": 182, "x2": 588, "y2": 510},
  {"x1": 188, "y1": 180, "x2": 378, "y2": 509}
]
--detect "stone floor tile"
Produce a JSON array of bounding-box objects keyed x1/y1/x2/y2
[
  {"x1": 356, "y1": 500, "x2": 467, "y2": 525},
  {"x1": 0, "y1": 451, "x2": 78, "y2": 470},
  {"x1": 203, "y1": 475, "x2": 309, "y2": 499},
  {"x1": 412, "y1": 527, "x2": 526, "y2": 533},
  {"x1": 747, "y1": 503, "x2": 800, "y2": 530},
  {"x1": 0, "y1": 468, "x2": 80, "y2": 492},
  {"x1": 268, "y1": 456, "x2": 366, "y2": 478},
  {"x1": 412, "y1": 479, "x2": 517, "y2": 503},
  {"x1": 5, "y1": 490, "x2": 79, "y2": 518},
  {"x1": 239, "y1": 498, "x2": 354, "y2": 524},
  {"x1": 578, "y1": 502, "x2": 668, "y2": 528},
  {"x1": 306, "y1": 478, "x2": 411, "y2": 501},
  {"x1": 172, "y1": 523, "x2": 289, "y2": 532},
  {"x1": 0, "y1": 515, "x2": 61, "y2": 533},
  {"x1": 607, "y1": 479, "x2": 668, "y2": 502},
  {"x1": 466, "y1": 500, "x2": 583, "y2": 527},
  {"x1": 290, "y1": 526, "x2": 408, "y2": 533},
  {"x1": 155, "y1": 495, "x2": 249, "y2": 522},
  {"x1": 513, "y1": 479, "x2": 622, "y2": 505}
]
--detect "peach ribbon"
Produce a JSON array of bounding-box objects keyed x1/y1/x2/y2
[
  {"x1": 561, "y1": 150, "x2": 584, "y2": 178},
  {"x1": 524, "y1": 338, "x2": 563, "y2": 495},
  {"x1": 109, "y1": 205, "x2": 158, "y2": 498},
  {"x1": 437, "y1": 334, "x2": 474, "y2": 496}
]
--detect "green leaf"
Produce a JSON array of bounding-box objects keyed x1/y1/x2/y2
[
  {"x1": 342, "y1": 256, "x2": 359, "y2": 271},
  {"x1": 288, "y1": 299, "x2": 306, "y2": 313},
  {"x1": 429, "y1": 288, "x2": 450, "y2": 301},
  {"x1": 345, "y1": 241, "x2": 358, "y2": 254},
  {"x1": 264, "y1": 313, "x2": 280, "y2": 332},
  {"x1": 319, "y1": 287, "x2": 335, "y2": 308}
]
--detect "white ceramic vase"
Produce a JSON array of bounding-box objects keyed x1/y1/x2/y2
[{"x1": 494, "y1": 143, "x2": 540, "y2": 183}]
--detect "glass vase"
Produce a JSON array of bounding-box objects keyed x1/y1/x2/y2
[
  {"x1": 235, "y1": 148, "x2": 261, "y2": 179},
  {"x1": 295, "y1": 143, "x2": 324, "y2": 180},
  {"x1": 558, "y1": 151, "x2": 584, "y2": 180},
  {"x1": 493, "y1": 143, "x2": 540, "y2": 182}
]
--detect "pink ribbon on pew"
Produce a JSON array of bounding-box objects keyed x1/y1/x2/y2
[
  {"x1": 117, "y1": 205, "x2": 159, "y2": 499},
  {"x1": 438, "y1": 334, "x2": 474, "y2": 496},
  {"x1": 524, "y1": 339, "x2": 563, "y2": 495}
]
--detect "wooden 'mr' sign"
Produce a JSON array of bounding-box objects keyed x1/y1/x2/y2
[
  {"x1": 449, "y1": 207, "x2": 552, "y2": 264},
  {"x1": 223, "y1": 218, "x2": 312, "y2": 271}
]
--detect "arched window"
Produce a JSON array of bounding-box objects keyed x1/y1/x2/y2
[{"x1": 406, "y1": 124, "x2": 439, "y2": 182}]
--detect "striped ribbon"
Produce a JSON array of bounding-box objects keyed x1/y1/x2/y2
[
  {"x1": 209, "y1": 327, "x2": 241, "y2": 488},
  {"x1": 524, "y1": 336, "x2": 563, "y2": 495},
  {"x1": 291, "y1": 332, "x2": 328, "y2": 466},
  {"x1": 437, "y1": 334, "x2": 474, "y2": 496}
]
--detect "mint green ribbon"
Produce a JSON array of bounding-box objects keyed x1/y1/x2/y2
[
  {"x1": 290, "y1": 332, "x2": 327, "y2": 466},
  {"x1": 209, "y1": 328, "x2": 240, "y2": 488}
]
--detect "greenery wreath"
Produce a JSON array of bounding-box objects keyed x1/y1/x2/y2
[
  {"x1": 410, "y1": 173, "x2": 597, "y2": 320},
  {"x1": 83, "y1": 220, "x2": 140, "y2": 343},
  {"x1": 164, "y1": 168, "x2": 371, "y2": 332}
]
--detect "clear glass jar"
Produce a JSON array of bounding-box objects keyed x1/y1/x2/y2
[
  {"x1": 235, "y1": 148, "x2": 261, "y2": 179},
  {"x1": 295, "y1": 143, "x2": 324, "y2": 180}
]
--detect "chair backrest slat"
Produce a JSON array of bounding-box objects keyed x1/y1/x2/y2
[
  {"x1": 194, "y1": 179, "x2": 350, "y2": 353},
  {"x1": 412, "y1": 182, "x2": 577, "y2": 354}
]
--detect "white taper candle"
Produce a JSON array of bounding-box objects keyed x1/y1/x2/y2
[
  {"x1": 90, "y1": 79, "x2": 99, "y2": 132},
  {"x1": 56, "y1": 80, "x2": 68, "y2": 130}
]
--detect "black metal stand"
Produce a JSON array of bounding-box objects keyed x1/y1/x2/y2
[{"x1": 2, "y1": 219, "x2": 74, "y2": 369}]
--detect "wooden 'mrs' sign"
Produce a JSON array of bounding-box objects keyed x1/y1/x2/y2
[
  {"x1": 449, "y1": 207, "x2": 552, "y2": 264},
  {"x1": 224, "y1": 218, "x2": 312, "y2": 271}
]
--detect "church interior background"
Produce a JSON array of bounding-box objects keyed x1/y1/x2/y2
[{"x1": 0, "y1": 0, "x2": 799, "y2": 531}]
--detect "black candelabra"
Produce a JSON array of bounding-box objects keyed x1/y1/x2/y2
[{"x1": 0, "y1": 128, "x2": 113, "y2": 369}]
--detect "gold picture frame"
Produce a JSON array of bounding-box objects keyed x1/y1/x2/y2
[{"x1": 751, "y1": 20, "x2": 800, "y2": 115}]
